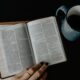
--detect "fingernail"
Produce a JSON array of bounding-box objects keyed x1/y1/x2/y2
[
  {"x1": 45, "y1": 62, "x2": 49, "y2": 65},
  {"x1": 40, "y1": 62, "x2": 44, "y2": 65}
]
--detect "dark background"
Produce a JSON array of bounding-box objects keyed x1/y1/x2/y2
[
  {"x1": 0, "y1": 0, "x2": 80, "y2": 21},
  {"x1": 0, "y1": 0, "x2": 80, "y2": 80}
]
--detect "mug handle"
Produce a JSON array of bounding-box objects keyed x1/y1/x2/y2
[{"x1": 56, "y1": 5, "x2": 69, "y2": 26}]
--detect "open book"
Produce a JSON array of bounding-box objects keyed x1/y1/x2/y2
[{"x1": 0, "y1": 16, "x2": 67, "y2": 79}]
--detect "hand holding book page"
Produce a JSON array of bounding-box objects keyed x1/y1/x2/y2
[
  {"x1": 0, "y1": 16, "x2": 67, "y2": 79},
  {"x1": 1, "y1": 63, "x2": 48, "y2": 80},
  {"x1": 56, "y1": 5, "x2": 80, "y2": 41}
]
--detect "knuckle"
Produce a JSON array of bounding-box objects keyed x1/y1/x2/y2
[
  {"x1": 38, "y1": 69, "x2": 43, "y2": 74},
  {"x1": 36, "y1": 71, "x2": 41, "y2": 77},
  {"x1": 28, "y1": 68, "x2": 34, "y2": 75}
]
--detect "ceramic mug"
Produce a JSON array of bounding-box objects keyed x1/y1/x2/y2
[{"x1": 56, "y1": 5, "x2": 80, "y2": 41}]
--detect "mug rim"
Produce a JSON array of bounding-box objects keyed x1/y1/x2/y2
[{"x1": 67, "y1": 5, "x2": 80, "y2": 18}]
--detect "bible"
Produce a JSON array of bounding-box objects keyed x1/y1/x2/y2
[{"x1": 0, "y1": 16, "x2": 67, "y2": 79}]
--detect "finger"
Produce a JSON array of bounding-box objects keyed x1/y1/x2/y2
[
  {"x1": 27, "y1": 62, "x2": 43, "y2": 75},
  {"x1": 14, "y1": 70, "x2": 26, "y2": 79},
  {"x1": 20, "y1": 63, "x2": 42, "y2": 80},
  {"x1": 28, "y1": 63, "x2": 48, "y2": 80},
  {"x1": 39, "y1": 72, "x2": 48, "y2": 80},
  {"x1": 14, "y1": 66, "x2": 32, "y2": 79},
  {"x1": 15, "y1": 63, "x2": 42, "y2": 79}
]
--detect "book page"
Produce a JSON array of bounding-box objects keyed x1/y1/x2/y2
[
  {"x1": 27, "y1": 16, "x2": 67, "y2": 65},
  {"x1": 0, "y1": 23, "x2": 33, "y2": 78}
]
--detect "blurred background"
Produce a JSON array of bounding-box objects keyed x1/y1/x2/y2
[{"x1": 0, "y1": 0, "x2": 80, "y2": 80}]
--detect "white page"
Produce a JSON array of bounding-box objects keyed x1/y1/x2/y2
[
  {"x1": 0, "y1": 23, "x2": 33, "y2": 78},
  {"x1": 27, "y1": 16, "x2": 67, "y2": 65}
]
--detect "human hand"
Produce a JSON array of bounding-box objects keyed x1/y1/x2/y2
[{"x1": 13, "y1": 62, "x2": 48, "y2": 80}]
